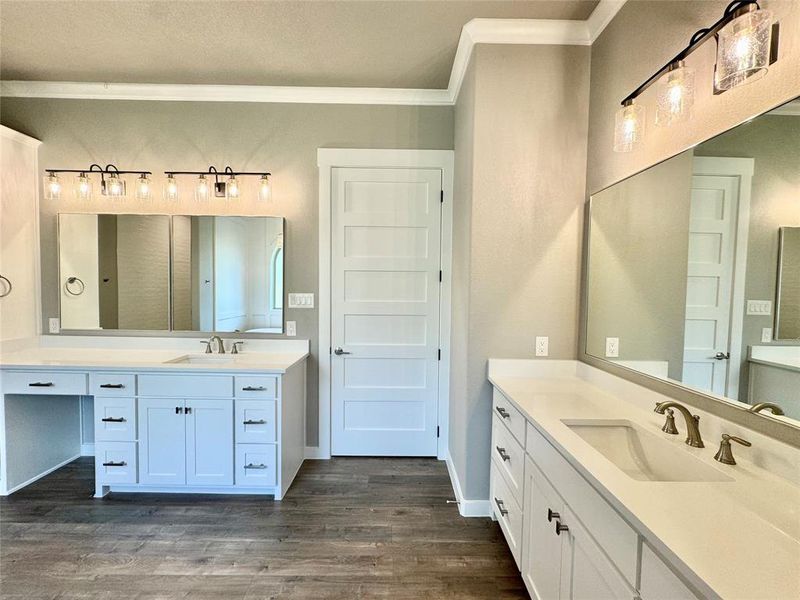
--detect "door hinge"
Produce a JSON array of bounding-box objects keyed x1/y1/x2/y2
[
  {"x1": 438, "y1": 348, "x2": 441, "y2": 361},
  {"x1": 439, "y1": 270, "x2": 442, "y2": 282},
  {"x1": 440, "y1": 189, "x2": 444, "y2": 203},
  {"x1": 437, "y1": 426, "x2": 440, "y2": 438},
  {"x1": 329, "y1": 346, "x2": 332, "y2": 355}
]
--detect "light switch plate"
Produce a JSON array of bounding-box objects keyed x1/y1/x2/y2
[
  {"x1": 605, "y1": 337, "x2": 619, "y2": 358},
  {"x1": 761, "y1": 327, "x2": 773, "y2": 343},
  {"x1": 535, "y1": 336, "x2": 549, "y2": 357},
  {"x1": 286, "y1": 321, "x2": 297, "y2": 337},
  {"x1": 48, "y1": 318, "x2": 60, "y2": 334},
  {"x1": 288, "y1": 293, "x2": 314, "y2": 308},
  {"x1": 747, "y1": 300, "x2": 772, "y2": 316}
]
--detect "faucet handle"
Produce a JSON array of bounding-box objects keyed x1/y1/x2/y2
[
  {"x1": 231, "y1": 341, "x2": 244, "y2": 354},
  {"x1": 200, "y1": 340, "x2": 212, "y2": 354},
  {"x1": 661, "y1": 408, "x2": 678, "y2": 435},
  {"x1": 713, "y1": 433, "x2": 751, "y2": 465}
]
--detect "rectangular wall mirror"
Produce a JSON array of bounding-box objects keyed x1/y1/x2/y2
[
  {"x1": 58, "y1": 214, "x2": 284, "y2": 334},
  {"x1": 585, "y1": 97, "x2": 800, "y2": 425}
]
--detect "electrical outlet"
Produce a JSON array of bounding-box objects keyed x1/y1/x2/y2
[
  {"x1": 761, "y1": 327, "x2": 773, "y2": 343},
  {"x1": 535, "y1": 336, "x2": 549, "y2": 357},
  {"x1": 286, "y1": 321, "x2": 297, "y2": 337},
  {"x1": 605, "y1": 337, "x2": 619, "y2": 358},
  {"x1": 48, "y1": 318, "x2": 60, "y2": 334}
]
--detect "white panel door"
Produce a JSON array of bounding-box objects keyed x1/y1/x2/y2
[
  {"x1": 138, "y1": 397, "x2": 186, "y2": 485},
  {"x1": 186, "y1": 399, "x2": 233, "y2": 486},
  {"x1": 682, "y1": 174, "x2": 739, "y2": 396},
  {"x1": 331, "y1": 167, "x2": 442, "y2": 456}
]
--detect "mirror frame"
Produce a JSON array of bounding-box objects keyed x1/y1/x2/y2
[
  {"x1": 578, "y1": 98, "x2": 800, "y2": 449},
  {"x1": 56, "y1": 213, "x2": 287, "y2": 338}
]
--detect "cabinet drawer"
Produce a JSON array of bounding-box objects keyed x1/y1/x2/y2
[
  {"x1": 94, "y1": 397, "x2": 136, "y2": 442},
  {"x1": 526, "y1": 421, "x2": 638, "y2": 586},
  {"x1": 235, "y1": 444, "x2": 277, "y2": 487},
  {"x1": 234, "y1": 376, "x2": 278, "y2": 398},
  {"x1": 492, "y1": 388, "x2": 526, "y2": 445},
  {"x1": 2, "y1": 370, "x2": 88, "y2": 395},
  {"x1": 90, "y1": 373, "x2": 136, "y2": 396},
  {"x1": 640, "y1": 542, "x2": 700, "y2": 600},
  {"x1": 95, "y1": 442, "x2": 137, "y2": 484},
  {"x1": 138, "y1": 374, "x2": 232, "y2": 398},
  {"x1": 235, "y1": 400, "x2": 277, "y2": 444},
  {"x1": 491, "y1": 463, "x2": 523, "y2": 568},
  {"x1": 491, "y1": 415, "x2": 525, "y2": 505}
]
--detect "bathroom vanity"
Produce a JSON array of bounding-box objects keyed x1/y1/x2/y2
[{"x1": 0, "y1": 339, "x2": 308, "y2": 499}]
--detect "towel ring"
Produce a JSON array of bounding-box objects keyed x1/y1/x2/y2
[
  {"x1": 0, "y1": 275, "x2": 11, "y2": 298},
  {"x1": 64, "y1": 276, "x2": 85, "y2": 296}
]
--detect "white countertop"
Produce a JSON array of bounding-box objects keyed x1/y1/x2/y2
[
  {"x1": 749, "y1": 344, "x2": 800, "y2": 372},
  {"x1": 489, "y1": 370, "x2": 800, "y2": 600}
]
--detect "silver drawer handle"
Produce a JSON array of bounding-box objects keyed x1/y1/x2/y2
[
  {"x1": 244, "y1": 463, "x2": 267, "y2": 469},
  {"x1": 29, "y1": 382, "x2": 54, "y2": 387},
  {"x1": 494, "y1": 497, "x2": 509, "y2": 517},
  {"x1": 101, "y1": 417, "x2": 126, "y2": 423},
  {"x1": 495, "y1": 446, "x2": 510, "y2": 461},
  {"x1": 495, "y1": 406, "x2": 510, "y2": 419},
  {"x1": 99, "y1": 383, "x2": 125, "y2": 389},
  {"x1": 242, "y1": 386, "x2": 266, "y2": 391},
  {"x1": 102, "y1": 461, "x2": 126, "y2": 467}
]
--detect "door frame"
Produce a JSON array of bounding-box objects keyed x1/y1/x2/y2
[
  {"x1": 316, "y1": 149, "x2": 454, "y2": 460},
  {"x1": 691, "y1": 156, "x2": 754, "y2": 401}
]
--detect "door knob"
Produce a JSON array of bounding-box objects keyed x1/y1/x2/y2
[
  {"x1": 713, "y1": 352, "x2": 730, "y2": 360},
  {"x1": 334, "y1": 347, "x2": 351, "y2": 355}
]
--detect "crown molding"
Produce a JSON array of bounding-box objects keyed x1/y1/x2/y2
[{"x1": 0, "y1": 0, "x2": 627, "y2": 107}]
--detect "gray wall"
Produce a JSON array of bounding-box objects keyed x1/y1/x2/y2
[
  {"x1": 0, "y1": 99, "x2": 454, "y2": 445},
  {"x1": 451, "y1": 43, "x2": 590, "y2": 500}
]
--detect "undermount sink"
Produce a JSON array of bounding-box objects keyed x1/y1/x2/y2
[
  {"x1": 562, "y1": 419, "x2": 733, "y2": 482},
  {"x1": 165, "y1": 354, "x2": 236, "y2": 365}
]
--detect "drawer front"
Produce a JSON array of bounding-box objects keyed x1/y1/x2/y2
[
  {"x1": 235, "y1": 400, "x2": 277, "y2": 444},
  {"x1": 2, "y1": 370, "x2": 88, "y2": 395},
  {"x1": 94, "y1": 397, "x2": 136, "y2": 442},
  {"x1": 138, "y1": 374, "x2": 232, "y2": 398},
  {"x1": 492, "y1": 388, "x2": 526, "y2": 445},
  {"x1": 491, "y1": 415, "x2": 525, "y2": 505},
  {"x1": 491, "y1": 464, "x2": 524, "y2": 568},
  {"x1": 234, "y1": 376, "x2": 278, "y2": 399},
  {"x1": 526, "y1": 421, "x2": 639, "y2": 586},
  {"x1": 95, "y1": 442, "x2": 137, "y2": 484},
  {"x1": 90, "y1": 373, "x2": 136, "y2": 396},
  {"x1": 235, "y1": 444, "x2": 277, "y2": 487},
  {"x1": 640, "y1": 543, "x2": 700, "y2": 600}
]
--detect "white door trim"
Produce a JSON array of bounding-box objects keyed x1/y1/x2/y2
[
  {"x1": 316, "y1": 149, "x2": 454, "y2": 460},
  {"x1": 692, "y1": 156, "x2": 754, "y2": 400}
]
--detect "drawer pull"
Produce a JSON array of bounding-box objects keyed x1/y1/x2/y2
[
  {"x1": 555, "y1": 521, "x2": 569, "y2": 535},
  {"x1": 495, "y1": 406, "x2": 510, "y2": 419},
  {"x1": 244, "y1": 463, "x2": 267, "y2": 470},
  {"x1": 243, "y1": 419, "x2": 267, "y2": 425},
  {"x1": 495, "y1": 446, "x2": 510, "y2": 461},
  {"x1": 493, "y1": 497, "x2": 509, "y2": 516},
  {"x1": 102, "y1": 461, "x2": 126, "y2": 467},
  {"x1": 99, "y1": 383, "x2": 125, "y2": 389},
  {"x1": 242, "y1": 386, "x2": 267, "y2": 392},
  {"x1": 29, "y1": 382, "x2": 54, "y2": 387},
  {"x1": 101, "y1": 417, "x2": 126, "y2": 423},
  {"x1": 547, "y1": 508, "x2": 560, "y2": 522}
]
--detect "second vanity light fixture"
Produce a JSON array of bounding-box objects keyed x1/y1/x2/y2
[
  {"x1": 163, "y1": 166, "x2": 272, "y2": 202},
  {"x1": 613, "y1": 0, "x2": 778, "y2": 152},
  {"x1": 43, "y1": 164, "x2": 152, "y2": 201}
]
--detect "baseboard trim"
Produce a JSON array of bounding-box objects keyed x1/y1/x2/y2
[
  {"x1": 108, "y1": 484, "x2": 277, "y2": 495},
  {"x1": 304, "y1": 446, "x2": 330, "y2": 459},
  {"x1": 80, "y1": 443, "x2": 95, "y2": 456},
  {"x1": 1, "y1": 453, "x2": 81, "y2": 496},
  {"x1": 445, "y1": 452, "x2": 492, "y2": 517}
]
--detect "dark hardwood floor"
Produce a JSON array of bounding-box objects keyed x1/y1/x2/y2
[{"x1": 0, "y1": 457, "x2": 526, "y2": 599}]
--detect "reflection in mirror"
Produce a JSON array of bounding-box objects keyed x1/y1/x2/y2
[
  {"x1": 58, "y1": 214, "x2": 171, "y2": 330},
  {"x1": 172, "y1": 216, "x2": 284, "y2": 333},
  {"x1": 586, "y1": 98, "x2": 800, "y2": 424}
]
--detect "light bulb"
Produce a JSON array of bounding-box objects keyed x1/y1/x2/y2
[
  {"x1": 195, "y1": 175, "x2": 210, "y2": 201},
  {"x1": 613, "y1": 101, "x2": 645, "y2": 153},
  {"x1": 44, "y1": 172, "x2": 62, "y2": 200},
  {"x1": 164, "y1": 175, "x2": 179, "y2": 201},
  {"x1": 227, "y1": 175, "x2": 240, "y2": 199},
  {"x1": 715, "y1": 6, "x2": 773, "y2": 91},
  {"x1": 135, "y1": 174, "x2": 151, "y2": 200},
  {"x1": 75, "y1": 173, "x2": 92, "y2": 200},
  {"x1": 105, "y1": 173, "x2": 125, "y2": 198},
  {"x1": 258, "y1": 174, "x2": 272, "y2": 202},
  {"x1": 655, "y1": 62, "x2": 695, "y2": 127}
]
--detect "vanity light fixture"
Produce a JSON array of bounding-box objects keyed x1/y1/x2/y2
[
  {"x1": 164, "y1": 174, "x2": 179, "y2": 201},
  {"x1": 258, "y1": 174, "x2": 272, "y2": 202},
  {"x1": 614, "y1": 0, "x2": 778, "y2": 152},
  {"x1": 226, "y1": 170, "x2": 241, "y2": 200},
  {"x1": 75, "y1": 172, "x2": 92, "y2": 200},
  {"x1": 43, "y1": 164, "x2": 151, "y2": 200},
  {"x1": 135, "y1": 173, "x2": 152, "y2": 200},
  {"x1": 195, "y1": 174, "x2": 210, "y2": 201},
  {"x1": 43, "y1": 172, "x2": 62, "y2": 200},
  {"x1": 165, "y1": 166, "x2": 271, "y2": 201}
]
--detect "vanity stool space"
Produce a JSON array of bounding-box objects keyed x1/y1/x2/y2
[{"x1": 0, "y1": 357, "x2": 306, "y2": 500}]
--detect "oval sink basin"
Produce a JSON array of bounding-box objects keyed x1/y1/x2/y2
[
  {"x1": 562, "y1": 419, "x2": 733, "y2": 482},
  {"x1": 165, "y1": 354, "x2": 236, "y2": 365}
]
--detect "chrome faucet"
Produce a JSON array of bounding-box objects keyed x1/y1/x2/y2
[
  {"x1": 654, "y1": 401, "x2": 704, "y2": 448},
  {"x1": 208, "y1": 335, "x2": 226, "y2": 354},
  {"x1": 748, "y1": 402, "x2": 785, "y2": 416}
]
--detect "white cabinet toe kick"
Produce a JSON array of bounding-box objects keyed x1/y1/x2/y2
[{"x1": 0, "y1": 362, "x2": 307, "y2": 500}]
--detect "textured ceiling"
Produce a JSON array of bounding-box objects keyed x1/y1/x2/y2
[{"x1": 0, "y1": 1, "x2": 599, "y2": 88}]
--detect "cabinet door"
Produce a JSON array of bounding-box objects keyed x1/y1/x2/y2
[
  {"x1": 186, "y1": 399, "x2": 233, "y2": 486},
  {"x1": 522, "y1": 457, "x2": 565, "y2": 600},
  {"x1": 138, "y1": 397, "x2": 186, "y2": 485},
  {"x1": 560, "y1": 507, "x2": 635, "y2": 600}
]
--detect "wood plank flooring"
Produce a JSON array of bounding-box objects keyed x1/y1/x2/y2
[{"x1": 0, "y1": 457, "x2": 526, "y2": 599}]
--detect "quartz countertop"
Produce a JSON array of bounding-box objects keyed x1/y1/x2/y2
[
  {"x1": 749, "y1": 344, "x2": 800, "y2": 372},
  {"x1": 489, "y1": 371, "x2": 800, "y2": 600}
]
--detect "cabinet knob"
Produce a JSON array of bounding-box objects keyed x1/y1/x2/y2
[
  {"x1": 547, "y1": 508, "x2": 560, "y2": 522},
  {"x1": 555, "y1": 521, "x2": 569, "y2": 535}
]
